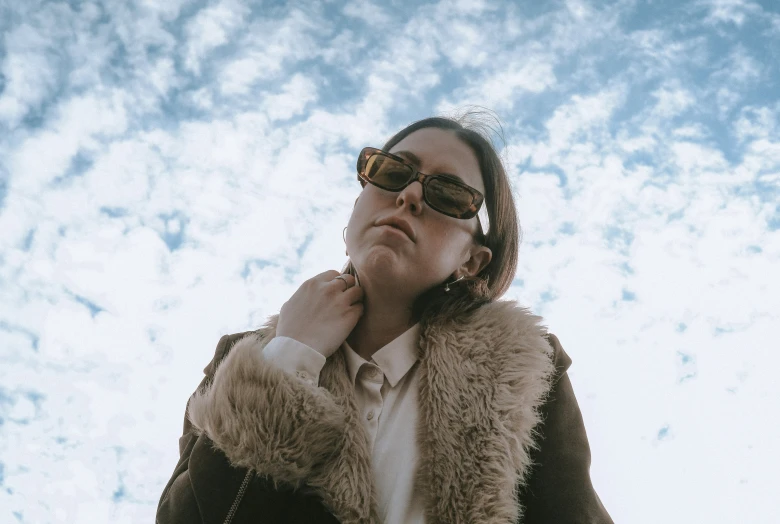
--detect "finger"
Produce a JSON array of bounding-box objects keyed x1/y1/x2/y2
[
  {"x1": 318, "y1": 270, "x2": 342, "y2": 281},
  {"x1": 330, "y1": 273, "x2": 355, "y2": 289},
  {"x1": 349, "y1": 300, "x2": 365, "y2": 314},
  {"x1": 313, "y1": 270, "x2": 342, "y2": 285},
  {"x1": 343, "y1": 284, "x2": 364, "y2": 304}
]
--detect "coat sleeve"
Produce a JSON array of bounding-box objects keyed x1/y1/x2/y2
[
  {"x1": 155, "y1": 332, "x2": 250, "y2": 524},
  {"x1": 517, "y1": 333, "x2": 614, "y2": 524},
  {"x1": 155, "y1": 332, "x2": 341, "y2": 524}
]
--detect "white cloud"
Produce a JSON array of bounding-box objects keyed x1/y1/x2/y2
[
  {"x1": 0, "y1": 23, "x2": 60, "y2": 127},
  {"x1": 1, "y1": 1, "x2": 779, "y2": 522},
  {"x1": 614, "y1": 132, "x2": 657, "y2": 154},
  {"x1": 565, "y1": 0, "x2": 594, "y2": 20},
  {"x1": 183, "y1": 0, "x2": 250, "y2": 75},
  {"x1": 734, "y1": 105, "x2": 778, "y2": 142},
  {"x1": 542, "y1": 86, "x2": 626, "y2": 161},
  {"x1": 262, "y1": 74, "x2": 318, "y2": 121},
  {"x1": 670, "y1": 141, "x2": 729, "y2": 176},
  {"x1": 317, "y1": 29, "x2": 366, "y2": 66},
  {"x1": 722, "y1": 46, "x2": 763, "y2": 85},
  {"x1": 140, "y1": 0, "x2": 193, "y2": 21},
  {"x1": 448, "y1": 0, "x2": 494, "y2": 15},
  {"x1": 146, "y1": 57, "x2": 179, "y2": 97},
  {"x1": 628, "y1": 30, "x2": 710, "y2": 74},
  {"x1": 442, "y1": 56, "x2": 557, "y2": 112},
  {"x1": 8, "y1": 90, "x2": 129, "y2": 196},
  {"x1": 650, "y1": 82, "x2": 695, "y2": 118},
  {"x1": 702, "y1": 0, "x2": 763, "y2": 27},
  {"x1": 342, "y1": 0, "x2": 392, "y2": 26},
  {"x1": 218, "y1": 9, "x2": 321, "y2": 96},
  {"x1": 672, "y1": 124, "x2": 710, "y2": 139},
  {"x1": 434, "y1": 18, "x2": 491, "y2": 68},
  {"x1": 701, "y1": 45, "x2": 764, "y2": 116}
]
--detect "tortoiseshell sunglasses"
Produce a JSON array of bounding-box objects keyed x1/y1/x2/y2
[{"x1": 356, "y1": 147, "x2": 490, "y2": 237}]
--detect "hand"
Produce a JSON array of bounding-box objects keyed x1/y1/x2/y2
[{"x1": 276, "y1": 270, "x2": 364, "y2": 358}]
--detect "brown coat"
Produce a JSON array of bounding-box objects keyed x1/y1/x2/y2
[{"x1": 157, "y1": 300, "x2": 614, "y2": 523}]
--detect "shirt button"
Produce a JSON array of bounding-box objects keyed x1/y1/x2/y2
[
  {"x1": 296, "y1": 371, "x2": 308, "y2": 379},
  {"x1": 367, "y1": 367, "x2": 379, "y2": 378},
  {"x1": 366, "y1": 410, "x2": 375, "y2": 420}
]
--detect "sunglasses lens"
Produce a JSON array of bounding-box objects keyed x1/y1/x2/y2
[
  {"x1": 364, "y1": 154, "x2": 413, "y2": 187},
  {"x1": 427, "y1": 179, "x2": 475, "y2": 215},
  {"x1": 361, "y1": 151, "x2": 477, "y2": 217}
]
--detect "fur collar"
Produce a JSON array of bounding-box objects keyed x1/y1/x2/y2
[{"x1": 188, "y1": 299, "x2": 557, "y2": 523}]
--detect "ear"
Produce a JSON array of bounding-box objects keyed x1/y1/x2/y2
[{"x1": 461, "y1": 245, "x2": 492, "y2": 278}]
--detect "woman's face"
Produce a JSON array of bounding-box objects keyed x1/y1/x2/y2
[{"x1": 346, "y1": 127, "x2": 492, "y2": 297}]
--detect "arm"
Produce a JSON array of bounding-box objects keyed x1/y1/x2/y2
[
  {"x1": 261, "y1": 335, "x2": 327, "y2": 387},
  {"x1": 156, "y1": 332, "x2": 251, "y2": 524},
  {"x1": 517, "y1": 333, "x2": 614, "y2": 524},
  {"x1": 185, "y1": 332, "x2": 346, "y2": 486},
  {"x1": 156, "y1": 332, "x2": 343, "y2": 524}
]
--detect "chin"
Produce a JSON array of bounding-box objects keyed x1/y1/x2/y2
[{"x1": 355, "y1": 258, "x2": 403, "y2": 283}]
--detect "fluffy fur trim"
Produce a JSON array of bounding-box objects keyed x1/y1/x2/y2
[
  {"x1": 189, "y1": 300, "x2": 556, "y2": 524},
  {"x1": 187, "y1": 333, "x2": 347, "y2": 489},
  {"x1": 187, "y1": 321, "x2": 381, "y2": 523},
  {"x1": 413, "y1": 300, "x2": 556, "y2": 523}
]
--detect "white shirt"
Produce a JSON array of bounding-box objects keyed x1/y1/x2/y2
[{"x1": 260, "y1": 323, "x2": 425, "y2": 524}]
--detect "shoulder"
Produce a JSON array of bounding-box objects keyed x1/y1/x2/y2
[
  {"x1": 463, "y1": 300, "x2": 572, "y2": 386},
  {"x1": 475, "y1": 300, "x2": 573, "y2": 382},
  {"x1": 543, "y1": 332, "x2": 573, "y2": 384},
  {"x1": 202, "y1": 331, "x2": 260, "y2": 378}
]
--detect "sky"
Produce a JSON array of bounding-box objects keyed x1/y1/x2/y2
[{"x1": 0, "y1": 0, "x2": 778, "y2": 522}]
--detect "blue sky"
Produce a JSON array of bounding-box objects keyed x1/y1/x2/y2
[{"x1": 1, "y1": 0, "x2": 778, "y2": 522}]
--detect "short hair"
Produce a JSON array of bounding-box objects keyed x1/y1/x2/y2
[{"x1": 343, "y1": 107, "x2": 521, "y2": 326}]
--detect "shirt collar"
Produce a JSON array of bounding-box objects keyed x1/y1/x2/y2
[{"x1": 342, "y1": 322, "x2": 421, "y2": 388}]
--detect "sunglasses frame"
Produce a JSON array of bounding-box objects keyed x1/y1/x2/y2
[{"x1": 356, "y1": 147, "x2": 490, "y2": 237}]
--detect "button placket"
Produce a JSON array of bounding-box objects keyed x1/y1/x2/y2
[{"x1": 360, "y1": 366, "x2": 383, "y2": 437}]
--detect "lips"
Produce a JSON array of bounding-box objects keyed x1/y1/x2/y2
[{"x1": 376, "y1": 215, "x2": 415, "y2": 241}]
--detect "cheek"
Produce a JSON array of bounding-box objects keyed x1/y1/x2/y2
[
  {"x1": 437, "y1": 225, "x2": 477, "y2": 264},
  {"x1": 350, "y1": 193, "x2": 373, "y2": 220},
  {"x1": 421, "y1": 223, "x2": 465, "y2": 256},
  {"x1": 416, "y1": 239, "x2": 462, "y2": 279},
  {"x1": 348, "y1": 192, "x2": 384, "y2": 237},
  {"x1": 355, "y1": 187, "x2": 386, "y2": 213}
]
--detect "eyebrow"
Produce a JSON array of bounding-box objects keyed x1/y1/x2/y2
[{"x1": 393, "y1": 150, "x2": 465, "y2": 183}]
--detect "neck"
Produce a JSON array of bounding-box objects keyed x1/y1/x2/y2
[{"x1": 346, "y1": 289, "x2": 418, "y2": 362}]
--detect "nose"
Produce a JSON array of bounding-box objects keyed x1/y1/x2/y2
[{"x1": 395, "y1": 180, "x2": 424, "y2": 213}]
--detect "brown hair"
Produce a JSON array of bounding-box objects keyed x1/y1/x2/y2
[{"x1": 342, "y1": 108, "x2": 521, "y2": 327}]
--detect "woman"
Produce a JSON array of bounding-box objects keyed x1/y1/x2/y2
[{"x1": 156, "y1": 114, "x2": 614, "y2": 523}]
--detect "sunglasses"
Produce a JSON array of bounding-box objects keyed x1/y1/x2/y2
[{"x1": 356, "y1": 147, "x2": 490, "y2": 237}]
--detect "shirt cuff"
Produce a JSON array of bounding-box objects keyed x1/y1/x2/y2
[{"x1": 259, "y1": 336, "x2": 327, "y2": 387}]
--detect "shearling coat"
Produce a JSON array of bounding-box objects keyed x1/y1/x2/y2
[{"x1": 156, "y1": 300, "x2": 614, "y2": 524}]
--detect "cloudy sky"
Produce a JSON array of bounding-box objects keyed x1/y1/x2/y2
[{"x1": 1, "y1": 0, "x2": 778, "y2": 522}]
